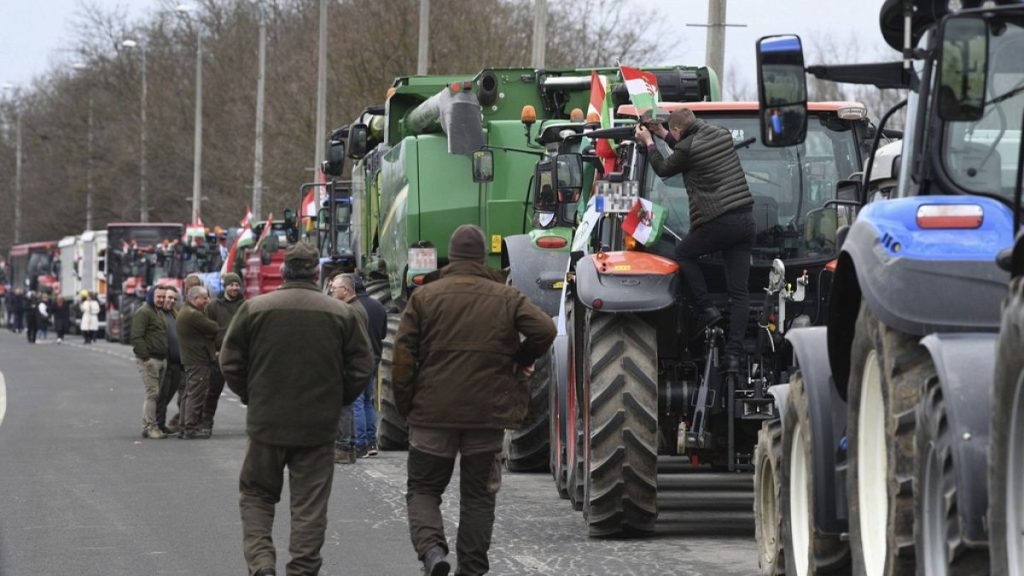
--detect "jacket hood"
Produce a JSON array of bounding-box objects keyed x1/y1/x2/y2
[{"x1": 440, "y1": 260, "x2": 507, "y2": 283}]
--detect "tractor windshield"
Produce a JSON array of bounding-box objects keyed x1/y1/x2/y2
[
  {"x1": 645, "y1": 113, "x2": 861, "y2": 265},
  {"x1": 940, "y1": 16, "x2": 1024, "y2": 200}
]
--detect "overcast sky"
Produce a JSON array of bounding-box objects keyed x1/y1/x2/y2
[{"x1": 0, "y1": 0, "x2": 892, "y2": 93}]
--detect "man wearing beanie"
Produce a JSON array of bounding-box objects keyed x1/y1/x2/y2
[
  {"x1": 202, "y1": 271, "x2": 245, "y2": 435},
  {"x1": 394, "y1": 224, "x2": 556, "y2": 576},
  {"x1": 221, "y1": 241, "x2": 373, "y2": 576}
]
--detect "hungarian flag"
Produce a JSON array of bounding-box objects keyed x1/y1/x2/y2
[
  {"x1": 240, "y1": 207, "x2": 254, "y2": 228},
  {"x1": 254, "y1": 213, "x2": 274, "y2": 250},
  {"x1": 221, "y1": 223, "x2": 255, "y2": 276},
  {"x1": 621, "y1": 198, "x2": 666, "y2": 245},
  {"x1": 620, "y1": 66, "x2": 660, "y2": 118},
  {"x1": 589, "y1": 70, "x2": 617, "y2": 172}
]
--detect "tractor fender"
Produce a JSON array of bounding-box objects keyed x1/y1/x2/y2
[
  {"x1": 575, "y1": 251, "x2": 678, "y2": 313},
  {"x1": 550, "y1": 296, "x2": 570, "y2": 456},
  {"x1": 841, "y1": 197, "x2": 1011, "y2": 337},
  {"x1": 787, "y1": 326, "x2": 849, "y2": 534},
  {"x1": 919, "y1": 332, "x2": 998, "y2": 545},
  {"x1": 766, "y1": 383, "x2": 790, "y2": 430},
  {"x1": 504, "y1": 233, "x2": 569, "y2": 318}
]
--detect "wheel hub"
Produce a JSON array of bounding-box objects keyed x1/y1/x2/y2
[{"x1": 858, "y1": 350, "x2": 888, "y2": 576}]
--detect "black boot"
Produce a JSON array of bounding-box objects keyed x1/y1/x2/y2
[
  {"x1": 423, "y1": 545, "x2": 451, "y2": 576},
  {"x1": 696, "y1": 306, "x2": 723, "y2": 334},
  {"x1": 722, "y1": 354, "x2": 741, "y2": 374}
]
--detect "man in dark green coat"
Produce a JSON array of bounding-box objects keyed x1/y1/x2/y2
[
  {"x1": 176, "y1": 285, "x2": 219, "y2": 439},
  {"x1": 132, "y1": 285, "x2": 169, "y2": 439},
  {"x1": 220, "y1": 242, "x2": 373, "y2": 576},
  {"x1": 202, "y1": 272, "x2": 245, "y2": 434},
  {"x1": 394, "y1": 225, "x2": 556, "y2": 576}
]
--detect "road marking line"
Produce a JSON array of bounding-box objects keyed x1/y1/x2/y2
[{"x1": 0, "y1": 370, "x2": 6, "y2": 428}]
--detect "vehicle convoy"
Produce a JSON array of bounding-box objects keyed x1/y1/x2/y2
[
  {"x1": 749, "y1": 2, "x2": 1024, "y2": 574},
  {"x1": 534, "y1": 97, "x2": 879, "y2": 537},
  {"x1": 8, "y1": 240, "x2": 59, "y2": 293},
  {"x1": 104, "y1": 223, "x2": 184, "y2": 344},
  {"x1": 342, "y1": 66, "x2": 721, "y2": 456}
]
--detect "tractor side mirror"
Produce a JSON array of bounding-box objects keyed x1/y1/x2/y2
[
  {"x1": 472, "y1": 149, "x2": 494, "y2": 183},
  {"x1": 937, "y1": 15, "x2": 988, "y2": 122},
  {"x1": 756, "y1": 34, "x2": 808, "y2": 147},
  {"x1": 348, "y1": 124, "x2": 369, "y2": 160},
  {"x1": 323, "y1": 138, "x2": 346, "y2": 177}
]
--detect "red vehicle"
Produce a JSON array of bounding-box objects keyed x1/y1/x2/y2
[
  {"x1": 242, "y1": 218, "x2": 296, "y2": 298},
  {"x1": 8, "y1": 241, "x2": 60, "y2": 293}
]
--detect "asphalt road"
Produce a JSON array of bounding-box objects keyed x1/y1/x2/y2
[{"x1": 0, "y1": 329, "x2": 757, "y2": 575}]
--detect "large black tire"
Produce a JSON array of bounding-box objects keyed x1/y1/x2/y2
[
  {"x1": 582, "y1": 311, "x2": 659, "y2": 537},
  {"x1": 548, "y1": 346, "x2": 569, "y2": 498},
  {"x1": 377, "y1": 313, "x2": 409, "y2": 450},
  {"x1": 915, "y1": 372, "x2": 989, "y2": 575},
  {"x1": 363, "y1": 278, "x2": 396, "y2": 311},
  {"x1": 782, "y1": 372, "x2": 850, "y2": 575},
  {"x1": 989, "y1": 280, "x2": 1024, "y2": 576},
  {"x1": 754, "y1": 418, "x2": 785, "y2": 576},
  {"x1": 846, "y1": 303, "x2": 920, "y2": 576},
  {"x1": 504, "y1": 358, "x2": 551, "y2": 473},
  {"x1": 566, "y1": 303, "x2": 585, "y2": 511}
]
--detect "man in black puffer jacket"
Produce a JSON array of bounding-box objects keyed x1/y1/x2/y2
[{"x1": 635, "y1": 107, "x2": 755, "y2": 371}]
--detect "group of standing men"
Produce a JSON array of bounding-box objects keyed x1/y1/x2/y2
[{"x1": 131, "y1": 272, "x2": 245, "y2": 440}]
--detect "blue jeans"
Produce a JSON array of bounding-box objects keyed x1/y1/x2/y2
[{"x1": 352, "y1": 370, "x2": 378, "y2": 450}]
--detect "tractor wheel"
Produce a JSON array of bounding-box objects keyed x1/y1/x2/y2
[
  {"x1": 915, "y1": 372, "x2": 989, "y2": 575},
  {"x1": 504, "y1": 358, "x2": 551, "y2": 472},
  {"x1": 363, "y1": 278, "x2": 395, "y2": 311},
  {"x1": 548, "y1": 347, "x2": 569, "y2": 498},
  {"x1": 754, "y1": 418, "x2": 785, "y2": 576},
  {"x1": 582, "y1": 311, "x2": 659, "y2": 537},
  {"x1": 847, "y1": 303, "x2": 920, "y2": 576},
  {"x1": 377, "y1": 313, "x2": 409, "y2": 450},
  {"x1": 565, "y1": 303, "x2": 585, "y2": 510},
  {"x1": 783, "y1": 372, "x2": 850, "y2": 575},
  {"x1": 989, "y1": 283, "x2": 1024, "y2": 576}
]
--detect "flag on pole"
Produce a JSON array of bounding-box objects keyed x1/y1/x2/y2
[
  {"x1": 590, "y1": 70, "x2": 618, "y2": 171},
  {"x1": 221, "y1": 223, "x2": 255, "y2": 276},
  {"x1": 620, "y1": 66, "x2": 661, "y2": 118},
  {"x1": 240, "y1": 207, "x2": 254, "y2": 228},
  {"x1": 621, "y1": 198, "x2": 667, "y2": 245},
  {"x1": 254, "y1": 213, "x2": 274, "y2": 250}
]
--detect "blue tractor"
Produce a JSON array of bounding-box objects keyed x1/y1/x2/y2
[{"x1": 750, "y1": 2, "x2": 1024, "y2": 575}]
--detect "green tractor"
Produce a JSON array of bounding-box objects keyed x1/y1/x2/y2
[{"x1": 342, "y1": 66, "x2": 719, "y2": 462}]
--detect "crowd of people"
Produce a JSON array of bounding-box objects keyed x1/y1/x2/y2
[{"x1": 4, "y1": 287, "x2": 101, "y2": 345}]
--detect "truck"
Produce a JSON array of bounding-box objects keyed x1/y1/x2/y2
[
  {"x1": 749, "y1": 2, "x2": 1024, "y2": 574},
  {"x1": 58, "y1": 231, "x2": 108, "y2": 335},
  {"x1": 536, "y1": 98, "x2": 880, "y2": 537},
  {"x1": 343, "y1": 66, "x2": 720, "y2": 457},
  {"x1": 8, "y1": 240, "x2": 59, "y2": 293},
  {"x1": 105, "y1": 223, "x2": 185, "y2": 344}
]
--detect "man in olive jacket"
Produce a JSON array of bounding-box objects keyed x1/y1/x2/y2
[
  {"x1": 635, "y1": 107, "x2": 756, "y2": 371},
  {"x1": 132, "y1": 285, "x2": 169, "y2": 439},
  {"x1": 220, "y1": 242, "x2": 373, "y2": 576},
  {"x1": 202, "y1": 272, "x2": 245, "y2": 434},
  {"x1": 176, "y1": 285, "x2": 219, "y2": 439},
  {"x1": 393, "y1": 224, "x2": 556, "y2": 576}
]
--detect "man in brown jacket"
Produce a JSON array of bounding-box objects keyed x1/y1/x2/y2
[
  {"x1": 176, "y1": 285, "x2": 219, "y2": 439},
  {"x1": 393, "y1": 224, "x2": 556, "y2": 576},
  {"x1": 132, "y1": 285, "x2": 169, "y2": 439},
  {"x1": 202, "y1": 272, "x2": 245, "y2": 434},
  {"x1": 220, "y1": 242, "x2": 373, "y2": 576}
]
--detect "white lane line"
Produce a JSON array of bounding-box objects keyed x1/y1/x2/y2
[{"x1": 0, "y1": 370, "x2": 6, "y2": 428}]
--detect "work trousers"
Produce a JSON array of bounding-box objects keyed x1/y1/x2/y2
[
  {"x1": 157, "y1": 362, "x2": 183, "y2": 431},
  {"x1": 201, "y1": 367, "x2": 225, "y2": 431},
  {"x1": 136, "y1": 357, "x2": 166, "y2": 432},
  {"x1": 239, "y1": 438, "x2": 335, "y2": 576},
  {"x1": 335, "y1": 404, "x2": 355, "y2": 452},
  {"x1": 182, "y1": 364, "x2": 212, "y2": 435},
  {"x1": 406, "y1": 426, "x2": 503, "y2": 576},
  {"x1": 353, "y1": 369, "x2": 378, "y2": 450},
  {"x1": 674, "y1": 207, "x2": 756, "y2": 356}
]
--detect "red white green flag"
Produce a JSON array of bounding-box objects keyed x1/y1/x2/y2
[
  {"x1": 620, "y1": 66, "x2": 660, "y2": 118},
  {"x1": 621, "y1": 198, "x2": 666, "y2": 245},
  {"x1": 588, "y1": 71, "x2": 608, "y2": 123}
]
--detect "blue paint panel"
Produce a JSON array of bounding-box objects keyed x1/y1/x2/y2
[
  {"x1": 760, "y1": 36, "x2": 802, "y2": 53},
  {"x1": 857, "y1": 196, "x2": 1015, "y2": 261}
]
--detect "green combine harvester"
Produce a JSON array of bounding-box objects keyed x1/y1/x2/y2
[{"x1": 340, "y1": 66, "x2": 719, "y2": 462}]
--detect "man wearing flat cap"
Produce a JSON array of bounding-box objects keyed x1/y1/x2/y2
[
  {"x1": 220, "y1": 241, "x2": 374, "y2": 576},
  {"x1": 202, "y1": 271, "x2": 245, "y2": 435},
  {"x1": 394, "y1": 224, "x2": 556, "y2": 576}
]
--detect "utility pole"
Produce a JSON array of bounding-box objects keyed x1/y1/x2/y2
[
  {"x1": 313, "y1": 0, "x2": 327, "y2": 174},
  {"x1": 687, "y1": 0, "x2": 745, "y2": 94},
  {"x1": 252, "y1": 3, "x2": 267, "y2": 221},
  {"x1": 192, "y1": 30, "x2": 204, "y2": 224},
  {"x1": 121, "y1": 39, "x2": 148, "y2": 223},
  {"x1": 14, "y1": 109, "x2": 22, "y2": 244},
  {"x1": 531, "y1": 0, "x2": 547, "y2": 69},
  {"x1": 86, "y1": 94, "x2": 94, "y2": 231},
  {"x1": 417, "y1": 0, "x2": 429, "y2": 75}
]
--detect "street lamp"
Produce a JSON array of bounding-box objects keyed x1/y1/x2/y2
[
  {"x1": 2, "y1": 83, "x2": 22, "y2": 243},
  {"x1": 250, "y1": 0, "x2": 268, "y2": 221},
  {"x1": 177, "y1": 3, "x2": 204, "y2": 225},
  {"x1": 72, "y1": 63, "x2": 95, "y2": 232},
  {"x1": 121, "y1": 38, "x2": 149, "y2": 223}
]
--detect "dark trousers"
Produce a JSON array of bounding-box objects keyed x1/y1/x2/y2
[
  {"x1": 201, "y1": 367, "x2": 226, "y2": 431},
  {"x1": 157, "y1": 362, "x2": 183, "y2": 431},
  {"x1": 182, "y1": 365, "x2": 212, "y2": 435},
  {"x1": 25, "y1": 315, "x2": 37, "y2": 343},
  {"x1": 240, "y1": 439, "x2": 335, "y2": 576},
  {"x1": 674, "y1": 208, "x2": 755, "y2": 356},
  {"x1": 406, "y1": 427, "x2": 503, "y2": 576},
  {"x1": 335, "y1": 404, "x2": 355, "y2": 451}
]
